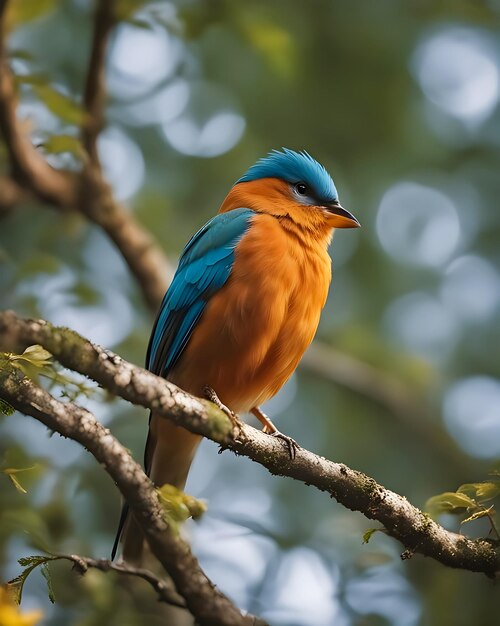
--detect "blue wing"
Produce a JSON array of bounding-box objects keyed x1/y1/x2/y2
[{"x1": 146, "y1": 208, "x2": 255, "y2": 377}]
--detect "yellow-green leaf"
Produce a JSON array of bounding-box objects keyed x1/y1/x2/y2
[
  {"x1": 18, "y1": 345, "x2": 52, "y2": 366},
  {"x1": 241, "y1": 19, "x2": 295, "y2": 79},
  {"x1": 461, "y1": 506, "x2": 494, "y2": 525},
  {"x1": 32, "y1": 85, "x2": 86, "y2": 126},
  {"x1": 116, "y1": 0, "x2": 152, "y2": 20},
  {"x1": 41, "y1": 135, "x2": 85, "y2": 159},
  {"x1": 0, "y1": 399, "x2": 15, "y2": 416},
  {"x1": 426, "y1": 491, "x2": 477, "y2": 516},
  {"x1": 6, "y1": 473, "x2": 27, "y2": 494},
  {"x1": 458, "y1": 482, "x2": 500, "y2": 503},
  {"x1": 157, "y1": 484, "x2": 207, "y2": 531},
  {"x1": 3, "y1": 466, "x2": 38, "y2": 494},
  {"x1": 8, "y1": 346, "x2": 52, "y2": 382},
  {"x1": 362, "y1": 528, "x2": 377, "y2": 544},
  {"x1": 7, "y1": 0, "x2": 57, "y2": 27}
]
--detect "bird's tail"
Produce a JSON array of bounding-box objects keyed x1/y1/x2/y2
[{"x1": 112, "y1": 413, "x2": 202, "y2": 566}]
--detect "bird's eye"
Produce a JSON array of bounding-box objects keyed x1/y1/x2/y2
[{"x1": 295, "y1": 183, "x2": 308, "y2": 195}]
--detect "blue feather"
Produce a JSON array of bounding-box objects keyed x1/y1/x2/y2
[
  {"x1": 147, "y1": 208, "x2": 255, "y2": 376},
  {"x1": 237, "y1": 148, "x2": 338, "y2": 203}
]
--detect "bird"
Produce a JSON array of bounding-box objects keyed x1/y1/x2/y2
[{"x1": 112, "y1": 148, "x2": 360, "y2": 564}]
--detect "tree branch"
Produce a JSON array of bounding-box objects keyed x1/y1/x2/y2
[
  {"x1": 0, "y1": 3, "x2": 76, "y2": 207},
  {"x1": 81, "y1": 0, "x2": 115, "y2": 163},
  {"x1": 55, "y1": 554, "x2": 187, "y2": 609},
  {"x1": 0, "y1": 175, "x2": 23, "y2": 213},
  {"x1": 0, "y1": 0, "x2": 173, "y2": 310},
  {"x1": 0, "y1": 362, "x2": 266, "y2": 626},
  {"x1": 0, "y1": 309, "x2": 498, "y2": 577}
]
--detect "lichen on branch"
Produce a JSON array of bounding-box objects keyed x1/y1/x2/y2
[{"x1": 0, "y1": 309, "x2": 499, "y2": 578}]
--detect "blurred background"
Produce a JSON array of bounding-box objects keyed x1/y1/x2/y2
[{"x1": 1, "y1": 1, "x2": 500, "y2": 625}]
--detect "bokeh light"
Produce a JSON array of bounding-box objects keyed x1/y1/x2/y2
[
  {"x1": 383, "y1": 292, "x2": 459, "y2": 360},
  {"x1": 376, "y1": 183, "x2": 462, "y2": 268},
  {"x1": 444, "y1": 376, "x2": 500, "y2": 458},
  {"x1": 413, "y1": 27, "x2": 499, "y2": 126}
]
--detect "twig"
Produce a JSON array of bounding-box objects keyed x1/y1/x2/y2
[
  {"x1": 0, "y1": 363, "x2": 266, "y2": 626},
  {"x1": 63, "y1": 554, "x2": 186, "y2": 608},
  {"x1": 0, "y1": 310, "x2": 499, "y2": 577},
  {"x1": 81, "y1": 0, "x2": 115, "y2": 163}
]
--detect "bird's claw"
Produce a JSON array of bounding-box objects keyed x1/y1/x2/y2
[
  {"x1": 203, "y1": 385, "x2": 241, "y2": 435},
  {"x1": 270, "y1": 430, "x2": 299, "y2": 460}
]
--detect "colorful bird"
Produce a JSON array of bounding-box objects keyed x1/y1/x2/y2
[{"x1": 113, "y1": 148, "x2": 359, "y2": 563}]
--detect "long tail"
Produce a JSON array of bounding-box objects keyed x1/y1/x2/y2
[{"x1": 112, "y1": 413, "x2": 201, "y2": 565}]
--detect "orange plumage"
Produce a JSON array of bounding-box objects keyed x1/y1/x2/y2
[{"x1": 117, "y1": 149, "x2": 359, "y2": 564}]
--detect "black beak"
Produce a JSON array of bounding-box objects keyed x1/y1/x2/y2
[{"x1": 324, "y1": 199, "x2": 361, "y2": 228}]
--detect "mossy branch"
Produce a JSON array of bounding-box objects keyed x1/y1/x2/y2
[
  {"x1": 0, "y1": 357, "x2": 265, "y2": 626},
  {"x1": 1, "y1": 309, "x2": 499, "y2": 578}
]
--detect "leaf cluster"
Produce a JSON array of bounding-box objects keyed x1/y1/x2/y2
[
  {"x1": 426, "y1": 475, "x2": 500, "y2": 538},
  {"x1": 157, "y1": 484, "x2": 207, "y2": 532},
  {"x1": 1, "y1": 345, "x2": 98, "y2": 402},
  {"x1": 7, "y1": 555, "x2": 58, "y2": 606}
]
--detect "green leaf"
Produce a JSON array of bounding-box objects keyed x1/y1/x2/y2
[
  {"x1": 32, "y1": 84, "x2": 86, "y2": 126},
  {"x1": 9, "y1": 49, "x2": 35, "y2": 61},
  {"x1": 458, "y1": 482, "x2": 500, "y2": 503},
  {"x1": 8, "y1": 556, "x2": 55, "y2": 604},
  {"x1": 15, "y1": 74, "x2": 49, "y2": 87},
  {"x1": 116, "y1": 0, "x2": 152, "y2": 20},
  {"x1": 362, "y1": 528, "x2": 377, "y2": 544},
  {"x1": 41, "y1": 562, "x2": 55, "y2": 603},
  {"x1": 5, "y1": 346, "x2": 96, "y2": 400},
  {"x1": 17, "y1": 345, "x2": 53, "y2": 366},
  {"x1": 3, "y1": 465, "x2": 38, "y2": 494},
  {"x1": 41, "y1": 135, "x2": 85, "y2": 159},
  {"x1": 157, "y1": 484, "x2": 207, "y2": 531},
  {"x1": 8, "y1": 0, "x2": 58, "y2": 26},
  {"x1": 241, "y1": 19, "x2": 295, "y2": 79},
  {"x1": 127, "y1": 17, "x2": 153, "y2": 29},
  {"x1": 0, "y1": 398, "x2": 15, "y2": 415},
  {"x1": 426, "y1": 491, "x2": 477, "y2": 516},
  {"x1": 7, "y1": 472, "x2": 27, "y2": 494},
  {"x1": 18, "y1": 555, "x2": 52, "y2": 568},
  {"x1": 9, "y1": 345, "x2": 53, "y2": 383},
  {"x1": 461, "y1": 506, "x2": 494, "y2": 525}
]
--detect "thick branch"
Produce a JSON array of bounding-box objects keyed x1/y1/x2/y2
[
  {"x1": 0, "y1": 310, "x2": 499, "y2": 577},
  {"x1": 0, "y1": 6, "x2": 76, "y2": 206},
  {"x1": 0, "y1": 363, "x2": 265, "y2": 626},
  {"x1": 78, "y1": 168, "x2": 173, "y2": 309}
]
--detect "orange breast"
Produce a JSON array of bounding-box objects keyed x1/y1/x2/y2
[{"x1": 168, "y1": 213, "x2": 332, "y2": 412}]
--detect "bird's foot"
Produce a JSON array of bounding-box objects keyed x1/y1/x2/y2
[
  {"x1": 270, "y1": 430, "x2": 299, "y2": 460},
  {"x1": 203, "y1": 385, "x2": 241, "y2": 436},
  {"x1": 251, "y1": 406, "x2": 299, "y2": 460}
]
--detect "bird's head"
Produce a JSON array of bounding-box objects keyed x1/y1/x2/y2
[{"x1": 220, "y1": 148, "x2": 360, "y2": 233}]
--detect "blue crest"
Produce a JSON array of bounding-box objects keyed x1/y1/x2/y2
[{"x1": 237, "y1": 148, "x2": 338, "y2": 203}]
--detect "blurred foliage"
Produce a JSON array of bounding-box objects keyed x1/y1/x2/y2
[
  {"x1": 1, "y1": 0, "x2": 500, "y2": 625},
  {"x1": 0, "y1": 585, "x2": 42, "y2": 626}
]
